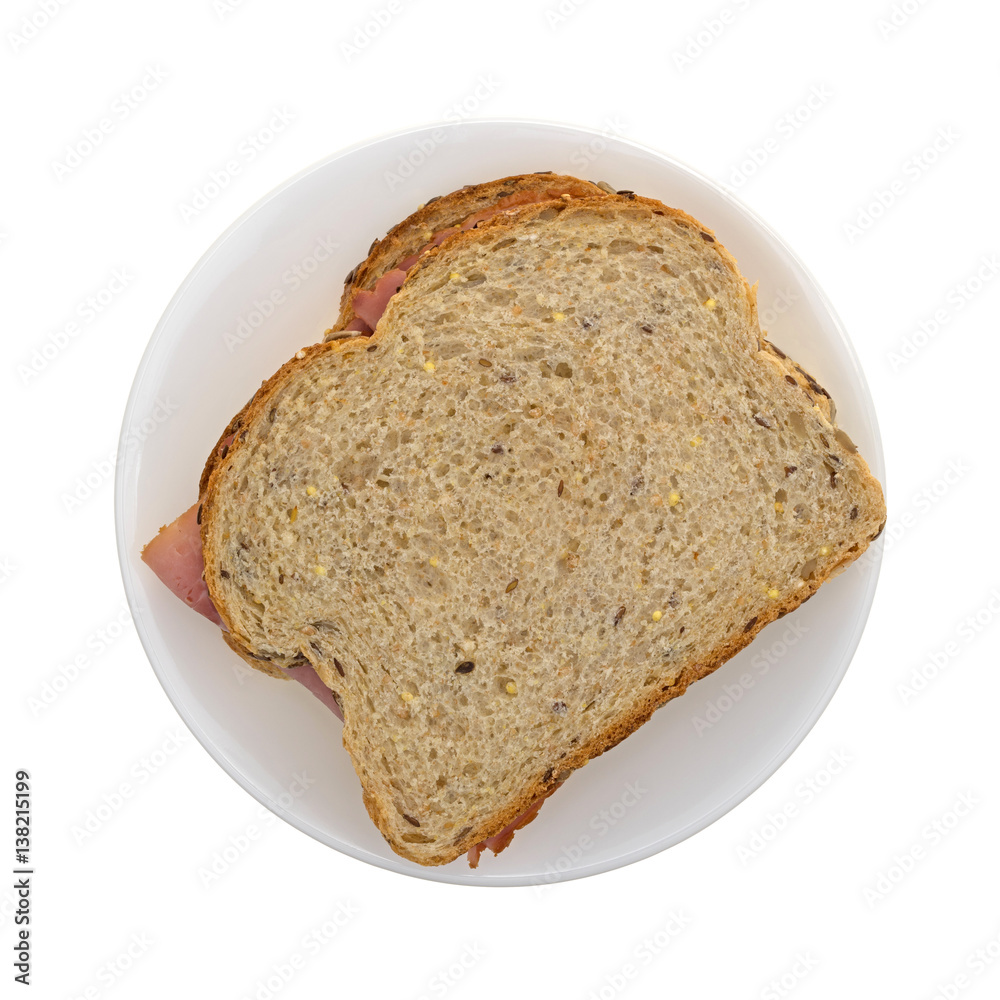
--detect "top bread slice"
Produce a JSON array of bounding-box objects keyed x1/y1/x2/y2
[{"x1": 200, "y1": 192, "x2": 886, "y2": 865}]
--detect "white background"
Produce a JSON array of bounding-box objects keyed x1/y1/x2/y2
[{"x1": 3, "y1": 0, "x2": 999, "y2": 997}]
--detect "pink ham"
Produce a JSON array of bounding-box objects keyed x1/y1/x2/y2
[
  {"x1": 141, "y1": 503, "x2": 223, "y2": 626},
  {"x1": 140, "y1": 433, "x2": 235, "y2": 625},
  {"x1": 350, "y1": 268, "x2": 406, "y2": 329},
  {"x1": 459, "y1": 187, "x2": 564, "y2": 231},
  {"x1": 466, "y1": 783, "x2": 563, "y2": 868},
  {"x1": 280, "y1": 662, "x2": 344, "y2": 722}
]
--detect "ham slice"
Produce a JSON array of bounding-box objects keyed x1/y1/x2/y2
[
  {"x1": 458, "y1": 187, "x2": 564, "y2": 231},
  {"x1": 141, "y1": 503, "x2": 223, "y2": 626},
  {"x1": 280, "y1": 662, "x2": 344, "y2": 722},
  {"x1": 351, "y1": 268, "x2": 407, "y2": 329},
  {"x1": 466, "y1": 783, "x2": 563, "y2": 868}
]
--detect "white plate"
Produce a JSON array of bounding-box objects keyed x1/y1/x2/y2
[{"x1": 116, "y1": 119, "x2": 885, "y2": 886}]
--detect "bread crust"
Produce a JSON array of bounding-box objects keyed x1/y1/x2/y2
[{"x1": 201, "y1": 193, "x2": 886, "y2": 866}]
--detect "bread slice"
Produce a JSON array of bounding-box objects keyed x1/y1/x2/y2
[
  {"x1": 327, "y1": 173, "x2": 608, "y2": 335},
  {"x1": 200, "y1": 193, "x2": 885, "y2": 865}
]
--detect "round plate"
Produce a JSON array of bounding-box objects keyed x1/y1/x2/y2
[{"x1": 116, "y1": 119, "x2": 884, "y2": 885}]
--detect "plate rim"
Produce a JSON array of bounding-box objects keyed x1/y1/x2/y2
[{"x1": 115, "y1": 116, "x2": 885, "y2": 886}]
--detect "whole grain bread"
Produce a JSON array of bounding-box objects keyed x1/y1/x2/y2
[{"x1": 201, "y1": 193, "x2": 885, "y2": 865}]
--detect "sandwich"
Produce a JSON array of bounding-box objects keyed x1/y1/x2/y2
[{"x1": 142, "y1": 173, "x2": 886, "y2": 867}]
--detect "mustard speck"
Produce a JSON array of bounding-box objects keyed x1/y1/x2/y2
[
  {"x1": 552, "y1": 311, "x2": 567, "y2": 322},
  {"x1": 768, "y1": 588, "x2": 780, "y2": 600},
  {"x1": 690, "y1": 435, "x2": 703, "y2": 447},
  {"x1": 288, "y1": 506, "x2": 297, "y2": 522},
  {"x1": 314, "y1": 565, "x2": 327, "y2": 576},
  {"x1": 400, "y1": 691, "x2": 414, "y2": 702},
  {"x1": 668, "y1": 491, "x2": 681, "y2": 507},
  {"x1": 306, "y1": 486, "x2": 317, "y2": 496},
  {"x1": 449, "y1": 272, "x2": 462, "y2": 283},
  {"x1": 506, "y1": 682, "x2": 518, "y2": 695},
  {"x1": 774, "y1": 501, "x2": 784, "y2": 514},
  {"x1": 652, "y1": 610, "x2": 663, "y2": 622},
  {"x1": 819, "y1": 545, "x2": 832, "y2": 556},
  {"x1": 429, "y1": 557, "x2": 439, "y2": 568},
  {"x1": 704, "y1": 298, "x2": 716, "y2": 309},
  {"x1": 423, "y1": 361, "x2": 436, "y2": 372}
]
